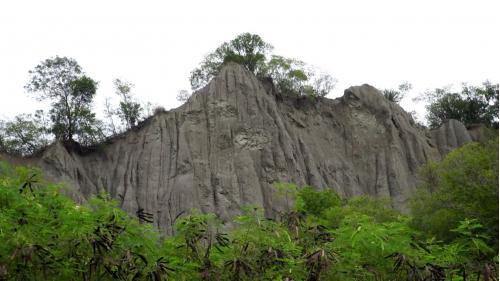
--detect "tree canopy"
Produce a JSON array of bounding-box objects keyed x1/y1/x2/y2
[
  {"x1": 113, "y1": 79, "x2": 143, "y2": 129},
  {"x1": 190, "y1": 33, "x2": 273, "y2": 90},
  {"x1": 0, "y1": 111, "x2": 50, "y2": 155},
  {"x1": 24, "y1": 56, "x2": 102, "y2": 144},
  {"x1": 189, "y1": 33, "x2": 336, "y2": 97},
  {"x1": 410, "y1": 137, "x2": 499, "y2": 245},
  {"x1": 422, "y1": 81, "x2": 499, "y2": 128}
]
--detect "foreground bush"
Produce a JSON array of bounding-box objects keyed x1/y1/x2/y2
[
  {"x1": 411, "y1": 138, "x2": 498, "y2": 244},
  {"x1": 0, "y1": 153, "x2": 498, "y2": 280},
  {"x1": 0, "y1": 163, "x2": 166, "y2": 280}
]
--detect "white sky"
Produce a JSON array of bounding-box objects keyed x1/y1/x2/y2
[{"x1": 0, "y1": 0, "x2": 499, "y2": 123}]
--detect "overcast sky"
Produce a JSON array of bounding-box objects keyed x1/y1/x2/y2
[{"x1": 0, "y1": 0, "x2": 498, "y2": 122}]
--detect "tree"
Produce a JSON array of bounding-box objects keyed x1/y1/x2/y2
[
  {"x1": 190, "y1": 33, "x2": 273, "y2": 90},
  {"x1": 189, "y1": 33, "x2": 336, "y2": 98},
  {"x1": 25, "y1": 56, "x2": 102, "y2": 144},
  {"x1": 261, "y1": 56, "x2": 337, "y2": 97},
  {"x1": 224, "y1": 33, "x2": 273, "y2": 73},
  {"x1": 311, "y1": 72, "x2": 337, "y2": 97},
  {"x1": 176, "y1": 89, "x2": 191, "y2": 102},
  {"x1": 113, "y1": 79, "x2": 142, "y2": 129},
  {"x1": 410, "y1": 138, "x2": 499, "y2": 245},
  {"x1": 423, "y1": 81, "x2": 499, "y2": 128},
  {"x1": 0, "y1": 111, "x2": 50, "y2": 155},
  {"x1": 102, "y1": 97, "x2": 119, "y2": 136},
  {"x1": 261, "y1": 55, "x2": 309, "y2": 95}
]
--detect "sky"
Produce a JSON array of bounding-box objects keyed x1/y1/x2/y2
[{"x1": 0, "y1": 0, "x2": 499, "y2": 123}]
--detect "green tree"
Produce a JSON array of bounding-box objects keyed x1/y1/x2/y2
[
  {"x1": 0, "y1": 111, "x2": 50, "y2": 155},
  {"x1": 113, "y1": 79, "x2": 142, "y2": 129},
  {"x1": 25, "y1": 56, "x2": 102, "y2": 144},
  {"x1": 410, "y1": 138, "x2": 499, "y2": 246},
  {"x1": 190, "y1": 33, "x2": 273, "y2": 90},
  {"x1": 262, "y1": 56, "x2": 336, "y2": 97},
  {"x1": 224, "y1": 33, "x2": 273, "y2": 73},
  {"x1": 423, "y1": 81, "x2": 499, "y2": 128},
  {"x1": 189, "y1": 33, "x2": 336, "y2": 97},
  {"x1": 260, "y1": 55, "x2": 309, "y2": 95}
]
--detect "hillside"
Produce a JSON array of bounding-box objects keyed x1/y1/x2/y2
[{"x1": 12, "y1": 63, "x2": 474, "y2": 234}]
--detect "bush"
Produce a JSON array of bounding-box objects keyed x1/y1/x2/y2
[
  {"x1": 295, "y1": 186, "x2": 341, "y2": 216},
  {"x1": 410, "y1": 138, "x2": 499, "y2": 245},
  {"x1": 0, "y1": 162, "x2": 497, "y2": 280},
  {"x1": 0, "y1": 162, "x2": 165, "y2": 280},
  {"x1": 422, "y1": 81, "x2": 499, "y2": 128}
]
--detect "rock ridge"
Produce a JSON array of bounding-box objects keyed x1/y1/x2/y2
[{"x1": 9, "y1": 63, "x2": 474, "y2": 234}]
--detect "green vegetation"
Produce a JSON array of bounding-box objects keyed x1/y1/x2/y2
[
  {"x1": 189, "y1": 33, "x2": 272, "y2": 90},
  {"x1": 25, "y1": 56, "x2": 103, "y2": 145},
  {"x1": 383, "y1": 82, "x2": 412, "y2": 103},
  {"x1": 261, "y1": 55, "x2": 335, "y2": 97},
  {"x1": 411, "y1": 138, "x2": 499, "y2": 244},
  {"x1": 0, "y1": 35, "x2": 498, "y2": 279},
  {"x1": 0, "y1": 163, "x2": 165, "y2": 280},
  {"x1": 0, "y1": 111, "x2": 50, "y2": 155},
  {"x1": 190, "y1": 33, "x2": 336, "y2": 97},
  {"x1": 1, "y1": 137, "x2": 497, "y2": 280},
  {"x1": 421, "y1": 81, "x2": 499, "y2": 128},
  {"x1": 113, "y1": 79, "x2": 143, "y2": 130},
  {"x1": 0, "y1": 57, "x2": 157, "y2": 155},
  {"x1": 0, "y1": 36, "x2": 497, "y2": 155}
]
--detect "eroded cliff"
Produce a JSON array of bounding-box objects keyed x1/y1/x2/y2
[{"x1": 18, "y1": 63, "x2": 473, "y2": 234}]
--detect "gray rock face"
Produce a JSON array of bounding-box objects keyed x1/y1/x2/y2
[
  {"x1": 430, "y1": 119, "x2": 472, "y2": 155},
  {"x1": 28, "y1": 63, "x2": 472, "y2": 234}
]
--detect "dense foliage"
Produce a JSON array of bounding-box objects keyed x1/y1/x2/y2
[
  {"x1": 0, "y1": 163, "x2": 165, "y2": 280},
  {"x1": 189, "y1": 33, "x2": 336, "y2": 97},
  {"x1": 25, "y1": 56, "x2": 103, "y2": 144},
  {"x1": 422, "y1": 81, "x2": 499, "y2": 128},
  {"x1": 411, "y1": 138, "x2": 499, "y2": 245},
  {"x1": 1, "y1": 136, "x2": 497, "y2": 280},
  {"x1": 0, "y1": 111, "x2": 50, "y2": 155},
  {"x1": 189, "y1": 33, "x2": 272, "y2": 90}
]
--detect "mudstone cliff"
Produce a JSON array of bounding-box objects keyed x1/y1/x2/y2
[{"x1": 6, "y1": 63, "x2": 475, "y2": 234}]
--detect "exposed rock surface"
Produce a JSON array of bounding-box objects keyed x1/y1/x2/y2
[
  {"x1": 8, "y1": 63, "x2": 474, "y2": 234},
  {"x1": 430, "y1": 119, "x2": 472, "y2": 155}
]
